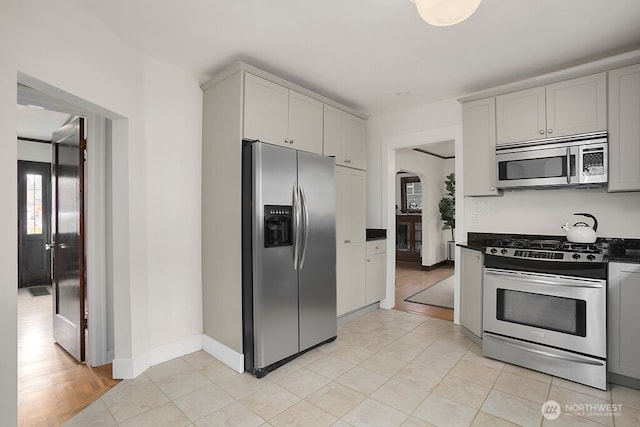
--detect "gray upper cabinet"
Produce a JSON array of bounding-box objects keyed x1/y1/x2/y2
[
  {"x1": 243, "y1": 73, "x2": 289, "y2": 145},
  {"x1": 244, "y1": 73, "x2": 323, "y2": 154},
  {"x1": 496, "y1": 86, "x2": 546, "y2": 145},
  {"x1": 496, "y1": 73, "x2": 607, "y2": 145},
  {"x1": 608, "y1": 262, "x2": 640, "y2": 380},
  {"x1": 608, "y1": 63, "x2": 640, "y2": 192},
  {"x1": 323, "y1": 104, "x2": 366, "y2": 170},
  {"x1": 462, "y1": 97, "x2": 500, "y2": 196}
]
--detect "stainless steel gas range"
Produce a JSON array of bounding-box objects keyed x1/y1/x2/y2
[{"x1": 482, "y1": 238, "x2": 608, "y2": 390}]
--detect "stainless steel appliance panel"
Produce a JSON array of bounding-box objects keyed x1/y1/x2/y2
[
  {"x1": 252, "y1": 142, "x2": 299, "y2": 368},
  {"x1": 496, "y1": 133, "x2": 607, "y2": 189},
  {"x1": 483, "y1": 268, "x2": 607, "y2": 358},
  {"x1": 484, "y1": 333, "x2": 607, "y2": 390},
  {"x1": 497, "y1": 145, "x2": 577, "y2": 188},
  {"x1": 297, "y1": 151, "x2": 337, "y2": 351}
]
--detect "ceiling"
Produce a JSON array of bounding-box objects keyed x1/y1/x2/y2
[
  {"x1": 16, "y1": 1, "x2": 640, "y2": 144},
  {"x1": 17, "y1": 105, "x2": 71, "y2": 141},
  {"x1": 76, "y1": 0, "x2": 640, "y2": 115}
]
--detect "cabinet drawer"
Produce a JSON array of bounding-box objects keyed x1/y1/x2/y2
[{"x1": 367, "y1": 240, "x2": 386, "y2": 256}]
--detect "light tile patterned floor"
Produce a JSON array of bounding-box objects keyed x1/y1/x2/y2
[{"x1": 65, "y1": 309, "x2": 640, "y2": 426}]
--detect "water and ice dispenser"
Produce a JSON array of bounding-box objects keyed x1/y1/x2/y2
[{"x1": 264, "y1": 205, "x2": 293, "y2": 247}]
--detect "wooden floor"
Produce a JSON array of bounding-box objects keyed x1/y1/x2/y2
[
  {"x1": 393, "y1": 261, "x2": 455, "y2": 321},
  {"x1": 17, "y1": 287, "x2": 120, "y2": 427}
]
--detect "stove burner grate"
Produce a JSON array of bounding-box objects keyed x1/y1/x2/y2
[
  {"x1": 492, "y1": 238, "x2": 564, "y2": 250},
  {"x1": 489, "y1": 238, "x2": 604, "y2": 256},
  {"x1": 558, "y1": 241, "x2": 601, "y2": 254}
]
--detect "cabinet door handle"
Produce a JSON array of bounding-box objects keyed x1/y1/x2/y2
[
  {"x1": 539, "y1": 130, "x2": 545, "y2": 134},
  {"x1": 344, "y1": 159, "x2": 351, "y2": 164},
  {"x1": 548, "y1": 129, "x2": 553, "y2": 134},
  {"x1": 344, "y1": 239, "x2": 351, "y2": 244}
]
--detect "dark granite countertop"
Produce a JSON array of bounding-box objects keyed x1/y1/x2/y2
[
  {"x1": 608, "y1": 249, "x2": 640, "y2": 264},
  {"x1": 456, "y1": 241, "x2": 484, "y2": 251}
]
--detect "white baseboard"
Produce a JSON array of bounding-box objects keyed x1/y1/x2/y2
[
  {"x1": 337, "y1": 303, "x2": 380, "y2": 326},
  {"x1": 111, "y1": 334, "x2": 203, "y2": 379},
  {"x1": 202, "y1": 334, "x2": 244, "y2": 373}
]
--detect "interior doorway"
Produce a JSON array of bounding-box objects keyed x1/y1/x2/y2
[
  {"x1": 16, "y1": 78, "x2": 120, "y2": 424},
  {"x1": 17, "y1": 78, "x2": 114, "y2": 366},
  {"x1": 391, "y1": 145, "x2": 455, "y2": 321}
]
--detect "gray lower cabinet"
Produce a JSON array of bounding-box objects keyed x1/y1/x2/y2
[
  {"x1": 460, "y1": 247, "x2": 483, "y2": 339},
  {"x1": 365, "y1": 240, "x2": 386, "y2": 305},
  {"x1": 608, "y1": 262, "x2": 640, "y2": 381}
]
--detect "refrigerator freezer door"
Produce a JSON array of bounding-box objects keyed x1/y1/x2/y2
[
  {"x1": 252, "y1": 142, "x2": 299, "y2": 368},
  {"x1": 297, "y1": 151, "x2": 337, "y2": 351}
]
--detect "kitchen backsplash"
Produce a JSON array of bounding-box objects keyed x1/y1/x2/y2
[{"x1": 464, "y1": 187, "x2": 640, "y2": 239}]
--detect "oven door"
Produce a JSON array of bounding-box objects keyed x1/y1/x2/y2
[
  {"x1": 496, "y1": 145, "x2": 578, "y2": 188},
  {"x1": 483, "y1": 267, "x2": 606, "y2": 358}
]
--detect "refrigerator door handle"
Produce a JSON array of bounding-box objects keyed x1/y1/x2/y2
[
  {"x1": 293, "y1": 182, "x2": 300, "y2": 270},
  {"x1": 298, "y1": 182, "x2": 310, "y2": 269}
]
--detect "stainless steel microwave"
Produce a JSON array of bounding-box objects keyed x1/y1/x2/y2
[{"x1": 496, "y1": 132, "x2": 608, "y2": 189}]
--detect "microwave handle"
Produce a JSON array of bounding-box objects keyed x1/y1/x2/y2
[{"x1": 566, "y1": 147, "x2": 571, "y2": 184}]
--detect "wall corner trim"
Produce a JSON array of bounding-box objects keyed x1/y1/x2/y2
[{"x1": 202, "y1": 334, "x2": 245, "y2": 373}]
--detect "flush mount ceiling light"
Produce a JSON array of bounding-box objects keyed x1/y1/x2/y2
[{"x1": 410, "y1": 0, "x2": 482, "y2": 26}]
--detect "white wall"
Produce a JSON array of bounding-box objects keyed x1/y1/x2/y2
[
  {"x1": 1, "y1": 1, "x2": 204, "y2": 422},
  {"x1": 366, "y1": 98, "x2": 462, "y2": 228},
  {"x1": 142, "y1": 57, "x2": 203, "y2": 351}
]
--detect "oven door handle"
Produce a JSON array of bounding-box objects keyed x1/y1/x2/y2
[
  {"x1": 484, "y1": 333, "x2": 604, "y2": 366},
  {"x1": 485, "y1": 269, "x2": 604, "y2": 288}
]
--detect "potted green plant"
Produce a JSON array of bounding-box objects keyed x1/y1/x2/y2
[{"x1": 439, "y1": 173, "x2": 455, "y2": 259}]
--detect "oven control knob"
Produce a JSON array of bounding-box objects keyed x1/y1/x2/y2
[
  {"x1": 500, "y1": 248, "x2": 508, "y2": 254},
  {"x1": 572, "y1": 253, "x2": 581, "y2": 259},
  {"x1": 490, "y1": 248, "x2": 497, "y2": 254},
  {"x1": 587, "y1": 254, "x2": 596, "y2": 261}
]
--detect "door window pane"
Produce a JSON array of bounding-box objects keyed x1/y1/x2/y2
[
  {"x1": 396, "y1": 221, "x2": 409, "y2": 251},
  {"x1": 26, "y1": 173, "x2": 43, "y2": 235}
]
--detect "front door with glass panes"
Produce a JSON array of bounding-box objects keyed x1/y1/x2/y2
[{"x1": 18, "y1": 160, "x2": 52, "y2": 288}]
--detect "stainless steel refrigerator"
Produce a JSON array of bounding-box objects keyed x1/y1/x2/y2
[{"x1": 242, "y1": 140, "x2": 337, "y2": 378}]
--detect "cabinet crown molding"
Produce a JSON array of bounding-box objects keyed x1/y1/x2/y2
[
  {"x1": 458, "y1": 48, "x2": 640, "y2": 104},
  {"x1": 202, "y1": 61, "x2": 368, "y2": 120}
]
